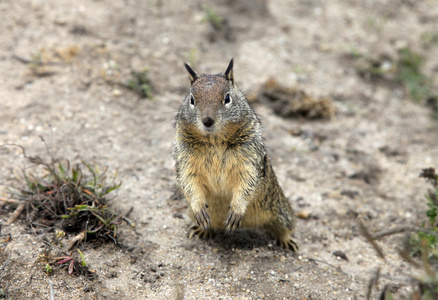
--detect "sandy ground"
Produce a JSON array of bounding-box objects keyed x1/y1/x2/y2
[{"x1": 1, "y1": 0, "x2": 438, "y2": 299}]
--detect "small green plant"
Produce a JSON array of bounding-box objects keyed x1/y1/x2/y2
[
  {"x1": 51, "y1": 230, "x2": 66, "y2": 248},
  {"x1": 28, "y1": 52, "x2": 43, "y2": 70},
  {"x1": 426, "y1": 194, "x2": 438, "y2": 227},
  {"x1": 292, "y1": 65, "x2": 304, "y2": 75},
  {"x1": 351, "y1": 51, "x2": 394, "y2": 79},
  {"x1": 203, "y1": 5, "x2": 223, "y2": 30},
  {"x1": 125, "y1": 68, "x2": 153, "y2": 99},
  {"x1": 350, "y1": 47, "x2": 437, "y2": 115},
  {"x1": 411, "y1": 169, "x2": 438, "y2": 256},
  {"x1": 43, "y1": 263, "x2": 53, "y2": 275},
  {"x1": 348, "y1": 45, "x2": 362, "y2": 59},
  {"x1": 186, "y1": 48, "x2": 198, "y2": 68},
  {"x1": 56, "y1": 249, "x2": 89, "y2": 275},
  {"x1": 77, "y1": 249, "x2": 86, "y2": 267},
  {"x1": 421, "y1": 32, "x2": 438, "y2": 49},
  {"x1": 397, "y1": 48, "x2": 432, "y2": 102},
  {"x1": 360, "y1": 168, "x2": 438, "y2": 299},
  {"x1": 364, "y1": 15, "x2": 386, "y2": 33},
  {"x1": 407, "y1": 168, "x2": 438, "y2": 298}
]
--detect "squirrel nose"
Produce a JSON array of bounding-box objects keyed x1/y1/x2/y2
[{"x1": 202, "y1": 117, "x2": 215, "y2": 128}]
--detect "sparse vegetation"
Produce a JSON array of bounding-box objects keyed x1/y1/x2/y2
[
  {"x1": 186, "y1": 48, "x2": 198, "y2": 68},
  {"x1": 353, "y1": 52, "x2": 394, "y2": 80},
  {"x1": 360, "y1": 168, "x2": 438, "y2": 299},
  {"x1": 364, "y1": 15, "x2": 386, "y2": 33},
  {"x1": 402, "y1": 168, "x2": 438, "y2": 299},
  {"x1": 125, "y1": 68, "x2": 153, "y2": 99},
  {"x1": 351, "y1": 47, "x2": 438, "y2": 117},
  {"x1": 43, "y1": 263, "x2": 53, "y2": 275},
  {"x1": 1, "y1": 140, "x2": 132, "y2": 280},
  {"x1": 12, "y1": 46, "x2": 79, "y2": 77},
  {"x1": 397, "y1": 48, "x2": 432, "y2": 102},
  {"x1": 411, "y1": 169, "x2": 438, "y2": 260},
  {"x1": 55, "y1": 248, "x2": 91, "y2": 276},
  {"x1": 421, "y1": 32, "x2": 438, "y2": 49},
  {"x1": 203, "y1": 5, "x2": 223, "y2": 31},
  {"x1": 201, "y1": 4, "x2": 233, "y2": 42}
]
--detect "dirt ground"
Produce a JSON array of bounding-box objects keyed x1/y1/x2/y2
[{"x1": 1, "y1": 0, "x2": 438, "y2": 299}]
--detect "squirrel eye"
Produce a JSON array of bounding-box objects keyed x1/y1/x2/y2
[
  {"x1": 224, "y1": 93, "x2": 232, "y2": 105},
  {"x1": 190, "y1": 95, "x2": 195, "y2": 106}
]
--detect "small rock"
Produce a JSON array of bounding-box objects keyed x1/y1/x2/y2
[
  {"x1": 296, "y1": 197, "x2": 308, "y2": 207},
  {"x1": 340, "y1": 190, "x2": 359, "y2": 199},
  {"x1": 333, "y1": 250, "x2": 348, "y2": 261},
  {"x1": 297, "y1": 210, "x2": 311, "y2": 219}
]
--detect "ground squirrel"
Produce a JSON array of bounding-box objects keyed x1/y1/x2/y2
[{"x1": 173, "y1": 59, "x2": 298, "y2": 251}]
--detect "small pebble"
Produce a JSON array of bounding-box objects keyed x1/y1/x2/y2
[
  {"x1": 112, "y1": 89, "x2": 122, "y2": 96},
  {"x1": 297, "y1": 210, "x2": 311, "y2": 219},
  {"x1": 333, "y1": 250, "x2": 348, "y2": 261}
]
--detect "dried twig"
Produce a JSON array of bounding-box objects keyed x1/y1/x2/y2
[
  {"x1": 373, "y1": 225, "x2": 438, "y2": 240},
  {"x1": 395, "y1": 246, "x2": 421, "y2": 268},
  {"x1": 379, "y1": 283, "x2": 400, "y2": 300},
  {"x1": 67, "y1": 231, "x2": 86, "y2": 251},
  {"x1": 358, "y1": 219, "x2": 385, "y2": 260},
  {"x1": 0, "y1": 143, "x2": 27, "y2": 157},
  {"x1": 48, "y1": 278, "x2": 55, "y2": 300},
  {"x1": 420, "y1": 239, "x2": 434, "y2": 277},
  {"x1": 125, "y1": 206, "x2": 134, "y2": 218},
  {"x1": 366, "y1": 267, "x2": 381, "y2": 300},
  {"x1": 6, "y1": 202, "x2": 26, "y2": 225},
  {"x1": 12, "y1": 54, "x2": 64, "y2": 66},
  {"x1": 307, "y1": 257, "x2": 349, "y2": 276},
  {"x1": 378, "y1": 273, "x2": 416, "y2": 284},
  {"x1": 0, "y1": 252, "x2": 11, "y2": 282},
  {"x1": 0, "y1": 197, "x2": 20, "y2": 207}
]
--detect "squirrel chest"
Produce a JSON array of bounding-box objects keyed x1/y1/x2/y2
[{"x1": 178, "y1": 130, "x2": 256, "y2": 201}]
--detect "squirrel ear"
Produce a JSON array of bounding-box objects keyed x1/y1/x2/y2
[
  {"x1": 224, "y1": 58, "x2": 234, "y2": 85},
  {"x1": 184, "y1": 63, "x2": 198, "y2": 85}
]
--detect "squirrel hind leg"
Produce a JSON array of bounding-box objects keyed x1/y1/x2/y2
[
  {"x1": 264, "y1": 224, "x2": 299, "y2": 252},
  {"x1": 188, "y1": 224, "x2": 214, "y2": 240}
]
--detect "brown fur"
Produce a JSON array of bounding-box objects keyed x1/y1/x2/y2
[{"x1": 174, "y1": 59, "x2": 298, "y2": 251}]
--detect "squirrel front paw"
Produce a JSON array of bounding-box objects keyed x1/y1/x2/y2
[
  {"x1": 193, "y1": 206, "x2": 211, "y2": 232},
  {"x1": 224, "y1": 209, "x2": 243, "y2": 233},
  {"x1": 188, "y1": 225, "x2": 212, "y2": 239},
  {"x1": 278, "y1": 235, "x2": 299, "y2": 252}
]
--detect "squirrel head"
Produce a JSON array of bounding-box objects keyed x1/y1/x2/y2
[{"x1": 180, "y1": 58, "x2": 252, "y2": 135}]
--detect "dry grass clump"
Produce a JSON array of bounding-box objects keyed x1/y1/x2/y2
[
  {"x1": 251, "y1": 78, "x2": 335, "y2": 119},
  {"x1": 0, "y1": 141, "x2": 133, "y2": 283}
]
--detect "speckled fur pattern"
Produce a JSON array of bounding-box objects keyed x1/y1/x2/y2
[{"x1": 173, "y1": 59, "x2": 298, "y2": 251}]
